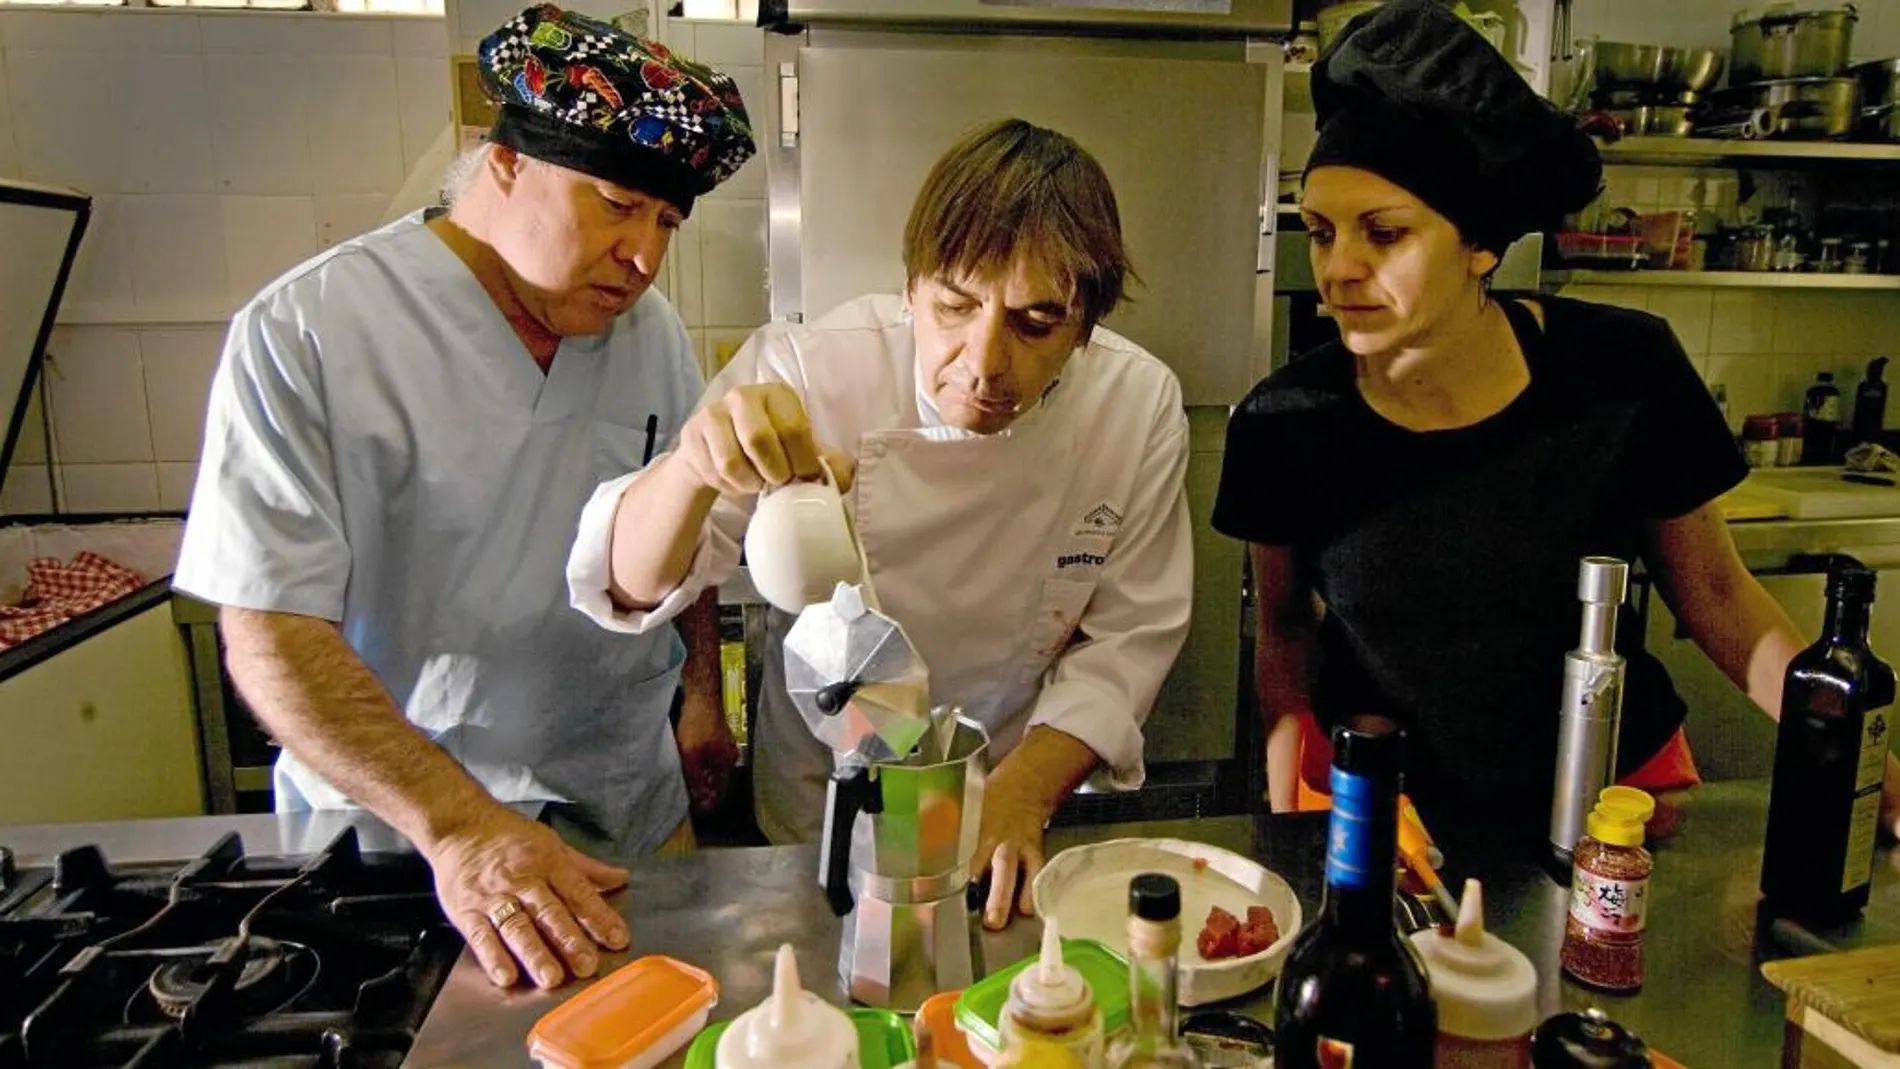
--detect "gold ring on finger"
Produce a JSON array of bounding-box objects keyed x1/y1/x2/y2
[{"x1": 487, "y1": 896, "x2": 524, "y2": 929}]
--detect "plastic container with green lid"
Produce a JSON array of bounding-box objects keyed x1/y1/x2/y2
[
  {"x1": 685, "y1": 1009, "x2": 915, "y2": 1069},
  {"x1": 954, "y1": 938, "x2": 1129, "y2": 1065}
]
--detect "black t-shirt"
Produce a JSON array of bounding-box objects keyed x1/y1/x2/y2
[{"x1": 1214, "y1": 296, "x2": 1748, "y2": 831}]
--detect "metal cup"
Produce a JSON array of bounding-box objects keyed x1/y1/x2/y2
[{"x1": 851, "y1": 716, "x2": 989, "y2": 881}]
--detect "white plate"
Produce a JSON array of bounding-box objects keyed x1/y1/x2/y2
[{"x1": 1032, "y1": 838, "x2": 1302, "y2": 1007}]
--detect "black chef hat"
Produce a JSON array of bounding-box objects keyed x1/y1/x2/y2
[{"x1": 1306, "y1": 0, "x2": 1601, "y2": 255}]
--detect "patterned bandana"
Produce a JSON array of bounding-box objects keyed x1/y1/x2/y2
[{"x1": 478, "y1": 4, "x2": 756, "y2": 216}]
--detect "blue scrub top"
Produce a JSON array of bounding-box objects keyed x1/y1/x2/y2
[{"x1": 174, "y1": 210, "x2": 699, "y2": 857}]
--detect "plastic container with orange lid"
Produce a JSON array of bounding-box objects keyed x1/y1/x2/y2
[
  {"x1": 916, "y1": 991, "x2": 982, "y2": 1069},
  {"x1": 528, "y1": 955, "x2": 719, "y2": 1069}
]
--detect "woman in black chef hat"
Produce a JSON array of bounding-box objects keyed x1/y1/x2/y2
[{"x1": 1213, "y1": 0, "x2": 1900, "y2": 839}]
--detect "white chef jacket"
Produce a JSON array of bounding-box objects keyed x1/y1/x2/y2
[
  {"x1": 174, "y1": 209, "x2": 699, "y2": 859},
  {"x1": 569, "y1": 294, "x2": 1193, "y2": 843}
]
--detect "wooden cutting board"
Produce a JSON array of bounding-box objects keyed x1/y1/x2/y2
[
  {"x1": 1741, "y1": 469, "x2": 1900, "y2": 521},
  {"x1": 1763, "y1": 943, "x2": 1900, "y2": 1067}
]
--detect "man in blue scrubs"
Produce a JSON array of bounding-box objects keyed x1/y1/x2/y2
[{"x1": 173, "y1": 5, "x2": 755, "y2": 990}]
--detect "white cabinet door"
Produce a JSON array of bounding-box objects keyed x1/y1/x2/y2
[{"x1": 0, "y1": 601, "x2": 205, "y2": 823}]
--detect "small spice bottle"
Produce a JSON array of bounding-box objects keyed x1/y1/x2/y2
[{"x1": 1560, "y1": 787, "x2": 1655, "y2": 992}]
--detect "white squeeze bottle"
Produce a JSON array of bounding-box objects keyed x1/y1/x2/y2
[
  {"x1": 996, "y1": 919, "x2": 1106, "y2": 1068},
  {"x1": 1407, "y1": 880, "x2": 1538, "y2": 1069},
  {"x1": 715, "y1": 944, "x2": 860, "y2": 1069}
]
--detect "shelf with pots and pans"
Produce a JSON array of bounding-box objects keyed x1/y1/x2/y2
[
  {"x1": 1548, "y1": 268, "x2": 1900, "y2": 289},
  {"x1": 1553, "y1": 6, "x2": 1900, "y2": 290},
  {"x1": 1571, "y1": 5, "x2": 1899, "y2": 161}
]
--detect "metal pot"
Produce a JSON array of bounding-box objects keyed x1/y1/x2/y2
[
  {"x1": 1711, "y1": 76, "x2": 1863, "y2": 138},
  {"x1": 1852, "y1": 58, "x2": 1900, "y2": 139},
  {"x1": 1731, "y1": 4, "x2": 1857, "y2": 84}
]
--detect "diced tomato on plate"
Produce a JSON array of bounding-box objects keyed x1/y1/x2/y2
[{"x1": 1197, "y1": 905, "x2": 1240, "y2": 960}]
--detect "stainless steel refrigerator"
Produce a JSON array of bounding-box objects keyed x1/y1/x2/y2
[{"x1": 757, "y1": 0, "x2": 1294, "y2": 816}]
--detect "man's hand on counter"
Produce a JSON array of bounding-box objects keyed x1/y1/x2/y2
[
  {"x1": 971, "y1": 727, "x2": 1100, "y2": 931},
  {"x1": 973, "y1": 772, "x2": 1051, "y2": 932},
  {"x1": 425, "y1": 806, "x2": 631, "y2": 990}
]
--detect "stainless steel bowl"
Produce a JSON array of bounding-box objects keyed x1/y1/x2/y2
[
  {"x1": 1592, "y1": 41, "x2": 1666, "y2": 86},
  {"x1": 1662, "y1": 48, "x2": 1727, "y2": 93},
  {"x1": 1637, "y1": 104, "x2": 1697, "y2": 137},
  {"x1": 1589, "y1": 41, "x2": 1727, "y2": 92}
]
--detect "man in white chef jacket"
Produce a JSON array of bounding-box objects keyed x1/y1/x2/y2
[
  {"x1": 569, "y1": 118, "x2": 1194, "y2": 929},
  {"x1": 173, "y1": 6, "x2": 755, "y2": 990}
]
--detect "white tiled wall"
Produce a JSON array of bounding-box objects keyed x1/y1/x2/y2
[
  {"x1": 1563, "y1": 283, "x2": 1900, "y2": 430},
  {"x1": 16, "y1": 325, "x2": 226, "y2": 515},
  {"x1": 653, "y1": 19, "x2": 770, "y2": 375},
  {"x1": 0, "y1": 7, "x2": 449, "y2": 511},
  {"x1": 2, "y1": 5, "x2": 770, "y2": 513}
]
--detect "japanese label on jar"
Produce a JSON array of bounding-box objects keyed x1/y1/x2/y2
[
  {"x1": 1317, "y1": 1036, "x2": 1355, "y2": 1068},
  {"x1": 1569, "y1": 869, "x2": 1648, "y2": 935}
]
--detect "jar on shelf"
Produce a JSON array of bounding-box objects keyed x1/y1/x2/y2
[
  {"x1": 1777, "y1": 413, "x2": 1804, "y2": 467},
  {"x1": 1735, "y1": 225, "x2": 1775, "y2": 273},
  {"x1": 1772, "y1": 233, "x2": 1807, "y2": 273},
  {"x1": 1845, "y1": 242, "x2": 1871, "y2": 275},
  {"x1": 1817, "y1": 237, "x2": 1844, "y2": 273},
  {"x1": 1741, "y1": 415, "x2": 1780, "y2": 469}
]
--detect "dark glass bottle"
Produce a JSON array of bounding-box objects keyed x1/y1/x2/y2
[
  {"x1": 1273, "y1": 717, "x2": 1436, "y2": 1068},
  {"x1": 1801, "y1": 372, "x2": 1842, "y2": 465},
  {"x1": 1761, "y1": 562, "x2": 1895, "y2": 922}
]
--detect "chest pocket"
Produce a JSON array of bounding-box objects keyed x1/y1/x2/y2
[
  {"x1": 593, "y1": 420, "x2": 659, "y2": 481},
  {"x1": 1020, "y1": 576, "x2": 1097, "y2": 678}
]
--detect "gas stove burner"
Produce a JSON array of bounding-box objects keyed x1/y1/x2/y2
[
  {"x1": 144, "y1": 937, "x2": 320, "y2": 1021},
  {"x1": 7, "y1": 829, "x2": 459, "y2": 1067}
]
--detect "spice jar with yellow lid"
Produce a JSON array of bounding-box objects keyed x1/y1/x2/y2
[{"x1": 1560, "y1": 787, "x2": 1655, "y2": 992}]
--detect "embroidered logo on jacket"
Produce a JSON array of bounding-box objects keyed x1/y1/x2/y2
[{"x1": 1073, "y1": 502, "x2": 1123, "y2": 539}]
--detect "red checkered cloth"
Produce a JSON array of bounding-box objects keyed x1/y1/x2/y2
[{"x1": 0, "y1": 551, "x2": 147, "y2": 649}]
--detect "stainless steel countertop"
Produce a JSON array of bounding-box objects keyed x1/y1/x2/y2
[
  {"x1": 5, "y1": 784, "x2": 1894, "y2": 1067},
  {"x1": 405, "y1": 780, "x2": 1894, "y2": 1068}
]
